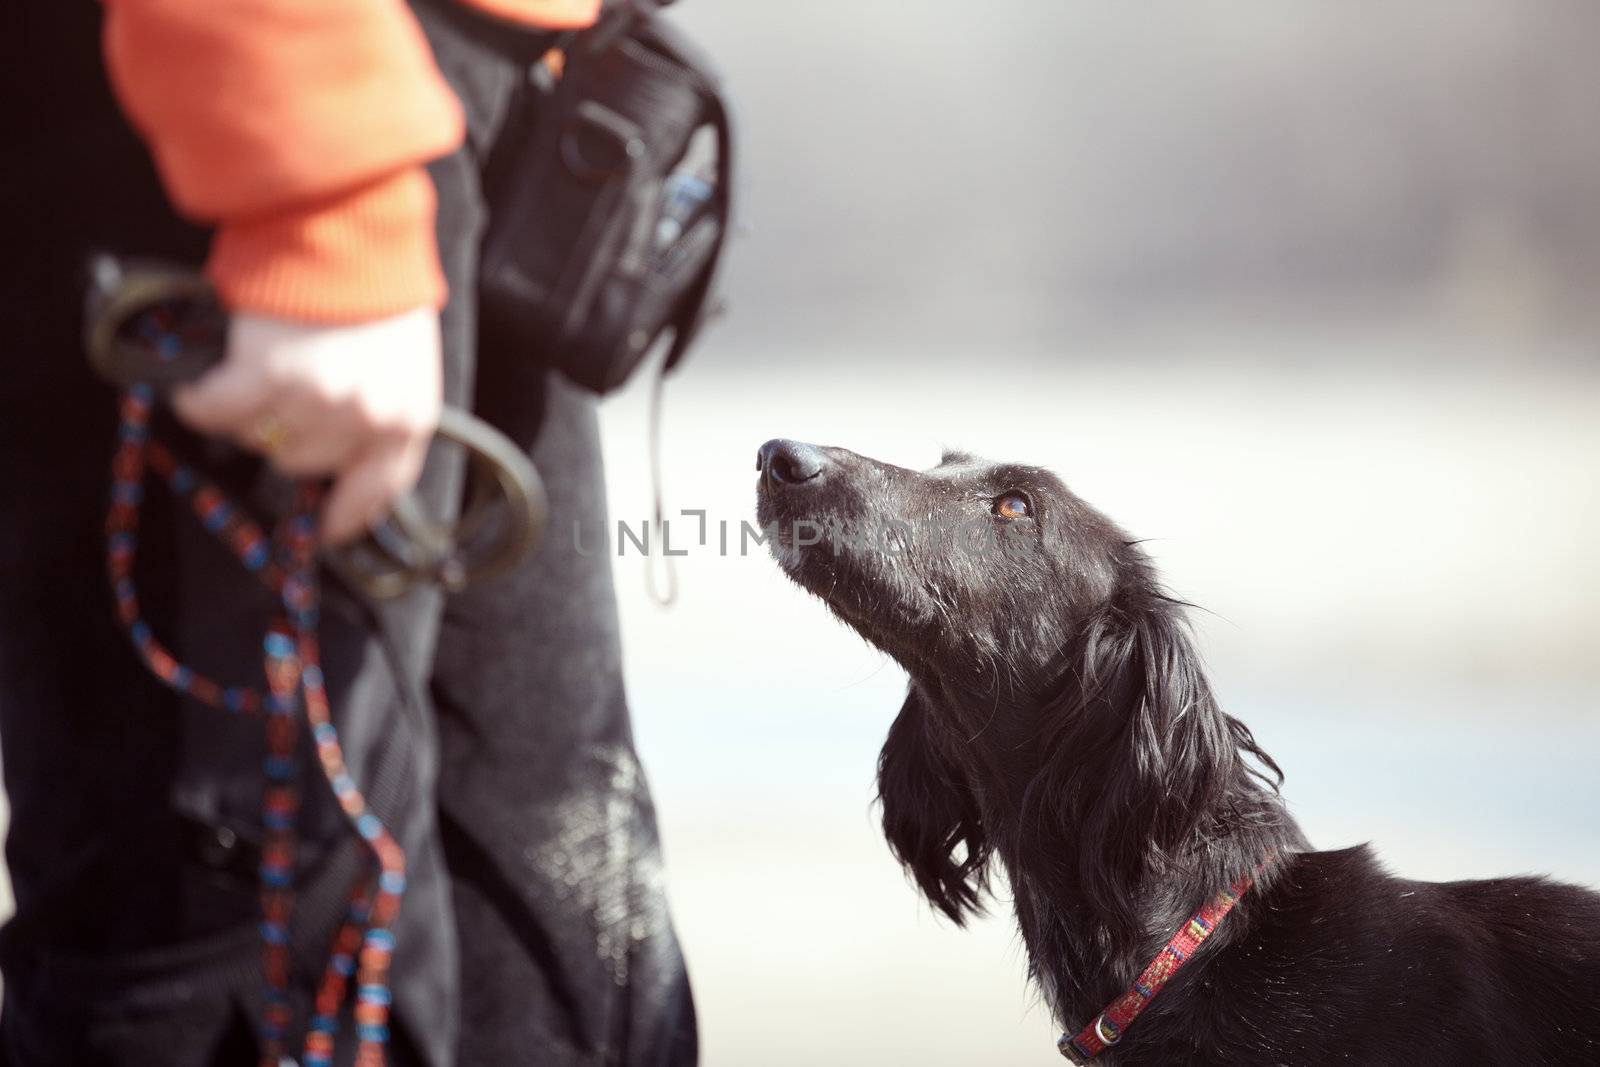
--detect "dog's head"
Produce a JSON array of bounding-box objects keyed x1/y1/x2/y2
[
  {"x1": 754, "y1": 438, "x2": 1134, "y2": 689},
  {"x1": 756, "y1": 440, "x2": 1287, "y2": 939}
]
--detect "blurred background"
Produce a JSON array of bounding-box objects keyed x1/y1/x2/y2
[
  {"x1": 592, "y1": 1, "x2": 1600, "y2": 1063},
  {"x1": 3, "y1": 2, "x2": 1596, "y2": 1064}
]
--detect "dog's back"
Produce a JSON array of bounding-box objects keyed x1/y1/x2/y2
[{"x1": 1129, "y1": 846, "x2": 1600, "y2": 1066}]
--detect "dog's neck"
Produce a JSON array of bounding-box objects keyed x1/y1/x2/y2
[
  {"x1": 1002, "y1": 789, "x2": 1302, "y2": 1026},
  {"x1": 914, "y1": 671, "x2": 1306, "y2": 1027}
]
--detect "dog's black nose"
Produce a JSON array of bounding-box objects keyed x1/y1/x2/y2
[{"x1": 757, "y1": 438, "x2": 827, "y2": 486}]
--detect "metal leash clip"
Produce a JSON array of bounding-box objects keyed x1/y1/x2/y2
[{"x1": 84, "y1": 254, "x2": 547, "y2": 598}]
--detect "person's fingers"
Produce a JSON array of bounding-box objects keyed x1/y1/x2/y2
[
  {"x1": 169, "y1": 359, "x2": 266, "y2": 440},
  {"x1": 161, "y1": 307, "x2": 442, "y2": 543},
  {"x1": 264, "y1": 395, "x2": 366, "y2": 479},
  {"x1": 319, "y1": 433, "x2": 428, "y2": 546}
]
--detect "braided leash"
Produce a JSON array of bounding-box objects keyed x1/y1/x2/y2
[{"x1": 107, "y1": 383, "x2": 405, "y2": 1067}]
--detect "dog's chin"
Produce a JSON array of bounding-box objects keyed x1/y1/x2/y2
[
  {"x1": 766, "y1": 534, "x2": 831, "y2": 598},
  {"x1": 755, "y1": 488, "x2": 826, "y2": 573},
  {"x1": 754, "y1": 516, "x2": 875, "y2": 634},
  {"x1": 783, "y1": 556, "x2": 931, "y2": 665},
  {"x1": 756, "y1": 488, "x2": 935, "y2": 661}
]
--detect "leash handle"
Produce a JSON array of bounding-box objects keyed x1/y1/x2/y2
[
  {"x1": 83, "y1": 254, "x2": 546, "y2": 598},
  {"x1": 85, "y1": 256, "x2": 225, "y2": 387}
]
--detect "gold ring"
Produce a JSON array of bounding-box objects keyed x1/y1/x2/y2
[{"x1": 253, "y1": 413, "x2": 291, "y2": 455}]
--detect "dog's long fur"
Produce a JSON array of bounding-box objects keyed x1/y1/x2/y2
[{"x1": 758, "y1": 442, "x2": 1600, "y2": 1066}]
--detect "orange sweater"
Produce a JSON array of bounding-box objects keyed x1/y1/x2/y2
[{"x1": 102, "y1": 0, "x2": 600, "y2": 322}]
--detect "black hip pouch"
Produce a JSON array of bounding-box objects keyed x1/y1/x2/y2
[{"x1": 478, "y1": 3, "x2": 735, "y2": 395}]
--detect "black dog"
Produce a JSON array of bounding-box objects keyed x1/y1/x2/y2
[{"x1": 755, "y1": 438, "x2": 1600, "y2": 1066}]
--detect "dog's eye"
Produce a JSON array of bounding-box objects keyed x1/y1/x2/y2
[{"x1": 992, "y1": 492, "x2": 1032, "y2": 520}]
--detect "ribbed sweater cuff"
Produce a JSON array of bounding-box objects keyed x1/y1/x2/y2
[
  {"x1": 205, "y1": 168, "x2": 445, "y2": 323},
  {"x1": 460, "y1": 0, "x2": 602, "y2": 30}
]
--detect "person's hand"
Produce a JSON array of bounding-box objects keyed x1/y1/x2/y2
[{"x1": 171, "y1": 308, "x2": 443, "y2": 546}]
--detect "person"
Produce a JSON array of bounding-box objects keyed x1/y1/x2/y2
[{"x1": 0, "y1": 1, "x2": 696, "y2": 1064}]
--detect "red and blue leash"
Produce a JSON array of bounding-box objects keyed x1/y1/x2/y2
[{"x1": 107, "y1": 382, "x2": 405, "y2": 1067}]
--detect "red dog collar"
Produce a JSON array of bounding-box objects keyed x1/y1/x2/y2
[{"x1": 1057, "y1": 869, "x2": 1258, "y2": 1064}]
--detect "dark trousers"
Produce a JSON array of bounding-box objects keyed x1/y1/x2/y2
[{"x1": 0, "y1": 2, "x2": 695, "y2": 1064}]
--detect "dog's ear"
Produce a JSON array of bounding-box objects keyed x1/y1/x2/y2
[
  {"x1": 877, "y1": 686, "x2": 990, "y2": 925},
  {"x1": 1023, "y1": 593, "x2": 1283, "y2": 944}
]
